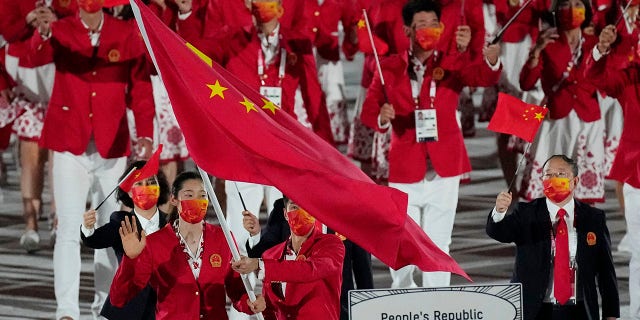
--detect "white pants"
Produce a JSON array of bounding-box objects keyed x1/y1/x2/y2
[
  {"x1": 388, "y1": 173, "x2": 461, "y2": 288},
  {"x1": 317, "y1": 56, "x2": 348, "y2": 144},
  {"x1": 52, "y1": 151, "x2": 125, "y2": 320},
  {"x1": 624, "y1": 183, "x2": 640, "y2": 320}
]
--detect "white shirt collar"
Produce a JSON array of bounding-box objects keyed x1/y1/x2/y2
[
  {"x1": 546, "y1": 197, "x2": 575, "y2": 222},
  {"x1": 133, "y1": 208, "x2": 160, "y2": 234}
]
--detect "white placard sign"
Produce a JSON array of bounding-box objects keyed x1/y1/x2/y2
[{"x1": 349, "y1": 283, "x2": 522, "y2": 320}]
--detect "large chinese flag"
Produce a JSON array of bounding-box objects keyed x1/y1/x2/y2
[
  {"x1": 488, "y1": 93, "x2": 548, "y2": 142},
  {"x1": 129, "y1": 0, "x2": 469, "y2": 278}
]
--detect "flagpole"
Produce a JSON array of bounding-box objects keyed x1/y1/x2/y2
[
  {"x1": 197, "y1": 167, "x2": 265, "y2": 320},
  {"x1": 490, "y1": 0, "x2": 533, "y2": 44},
  {"x1": 615, "y1": 0, "x2": 634, "y2": 27},
  {"x1": 234, "y1": 182, "x2": 248, "y2": 211},
  {"x1": 506, "y1": 143, "x2": 531, "y2": 192},
  {"x1": 94, "y1": 166, "x2": 137, "y2": 211},
  {"x1": 362, "y1": 9, "x2": 389, "y2": 103}
]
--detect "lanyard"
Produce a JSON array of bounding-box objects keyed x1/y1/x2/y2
[
  {"x1": 258, "y1": 47, "x2": 287, "y2": 86},
  {"x1": 410, "y1": 51, "x2": 438, "y2": 109}
]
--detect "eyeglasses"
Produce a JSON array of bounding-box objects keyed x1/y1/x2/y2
[{"x1": 542, "y1": 172, "x2": 571, "y2": 179}]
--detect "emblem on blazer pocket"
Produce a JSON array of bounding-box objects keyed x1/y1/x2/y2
[
  {"x1": 296, "y1": 254, "x2": 306, "y2": 261},
  {"x1": 586, "y1": 232, "x2": 596, "y2": 246},
  {"x1": 108, "y1": 49, "x2": 121, "y2": 62},
  {"x1": 210, "y1": 254, "x2": 222, "y2": 267},
  {"x1": 58, "y1": 0, "x2": 71, "y2": 8}
]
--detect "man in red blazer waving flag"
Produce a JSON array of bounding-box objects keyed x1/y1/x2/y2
[{"x1": 128, "y1": 0, "x2": 469, "y2": 279}]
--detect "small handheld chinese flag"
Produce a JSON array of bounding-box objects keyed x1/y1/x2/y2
[
  {"x1": 356, "y1": 14, "x2": 389, "y2": 55},
  {"x1": 119, "y1": 144, "x2": 163, "y2": 192},
  {"x1": 488, "y1": 93, "x2": 548, "y2": 142}
]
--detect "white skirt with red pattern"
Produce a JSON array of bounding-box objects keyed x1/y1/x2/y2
[{"x1": 520, "y1": 110, "x2": 606, "y2": 203}]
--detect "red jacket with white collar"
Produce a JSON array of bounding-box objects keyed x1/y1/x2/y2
[
  {"x1": 28, "y1": 14, "x2": 154, "y2": 158},
  {"x1": 519, "y1": 32, "x2": 600, "y2": 122},
  {"x1": 110, "y1": 223, "x2": 253, "y2": 320},
  {"x1": 362, "y1": 51, "x2": 501, "y2": 182}
]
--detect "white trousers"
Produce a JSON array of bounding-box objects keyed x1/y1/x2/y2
[
  {"x1": 624, "y1": 183, "x2": 640, "y2": 320},
  {"x1": 52, "y1": 151, "x2": 124, "y2": 320},
  {"x1": 317, "y1": 56, "x2": 348, "y2": 144},
  {"x1": 388, "y1": 173, "x2": 461, "y2": 288}
]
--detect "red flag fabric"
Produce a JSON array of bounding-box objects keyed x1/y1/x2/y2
[
  {"x1": 488, "y1": 92, "x2": 548, "y2": 143},
  {"x1": 129, "y1": 0, "x2": 469, "y2": 279},
  {"x1": 119, "y1": 144, "x2": 163, "y2": 192},
  {"x1": 355, "y1": 15, "x2": 389, "y2": 56}
]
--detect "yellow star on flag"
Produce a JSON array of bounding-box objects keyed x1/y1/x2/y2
[
  {"x1": 207, "y1": 80, "x2": 228, "y2": 99},
  {"x1": 357, "y1": 19, "x2": 366, "y2": 29},
  {"x1": 261, "y1": 98, "x2": 279, "y2": 114},
  {"x1": 239, "y1": 97, "x2": 258, "y2": 113},
  {"x1": 534, "y1": 112, "x2": 545, "y2": 122}
]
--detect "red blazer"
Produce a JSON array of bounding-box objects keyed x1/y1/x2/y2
[
  {"x1": 585, "y1": 53, "x2": 640, "y2": 188},
  {"x1": 261, "y1": 231, "x2": 345, "y2": 320},
  {"x1": 361, "y1": 52, "x2": 501, "y2": 182},
  {"x1": 0, "y1": 0, "x2": 77, "y2": 66},
  {"x1": 519, "y1": 32, "x2": 601, "y2": 122},
  {"x1": 29, "y1": 14, "x2": 154, "y2": 158},
  {"x1": 110, "y1": 224, "x2": 253, "y2": 320},
  {"x1": 304, "y1": 0, "x2": 359, "y2": 61}
]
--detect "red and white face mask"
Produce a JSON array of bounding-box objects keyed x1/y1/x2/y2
[{"x1": 78, "y1": 0, "x2": 104, "y2": 13}]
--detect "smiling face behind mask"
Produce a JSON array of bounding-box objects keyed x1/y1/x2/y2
[{"x1": 541, "y1": 156, "x2": 579, "y2": 205}]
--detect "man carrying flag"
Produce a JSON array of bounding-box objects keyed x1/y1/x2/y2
[
  {"x1": 30, "y1": 0, "x2": 154, "y2": 318},
  {"x1": 128, "y1": 0, "x2": 469, "y2": 286},
  {"x1": 360, "y1": 0, "x2": 501, "y2": 289}
]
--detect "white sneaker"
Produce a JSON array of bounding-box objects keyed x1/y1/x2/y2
[{"x1": 20, "y1": 230, "x2": 40, "y2": 253}]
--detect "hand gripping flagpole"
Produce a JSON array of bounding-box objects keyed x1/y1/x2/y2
[
  {"x1": 362, "y1": 9, "x2": 390, "y2": 103},
  {"x1": 198, "y1": 167, "x2": 265, "y2": 320}
]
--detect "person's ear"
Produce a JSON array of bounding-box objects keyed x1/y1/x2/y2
[
  {"x1": 571, "y1": 176, "x2": 579, "y2": 190},
  {"x1": 170, "y1": 195, "x2": 179, "y2": 207},
  {"x1": 403, "y1": 25, "x2": 412, "y2": 38}
]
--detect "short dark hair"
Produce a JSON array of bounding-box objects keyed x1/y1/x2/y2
[
  {"x1": 402, "y1": 0, "x2": 441, "y2": 27},
  {"x1": 116, "y1": 160, "x2": 170, "y2": 208},
  {"x1": 171, "y1": 171, "x2": 204, "y2": 198},
  {"x1": 542, "y1": 154, "x2": 579, "y2": 177}
]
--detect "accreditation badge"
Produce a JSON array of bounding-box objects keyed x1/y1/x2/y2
[
  {"x1": 259, "y1": 86, "x2": 282, "y2": 108},
  {"x1": 415, "y1": 109, "x2": 438, "y2": 142}
]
